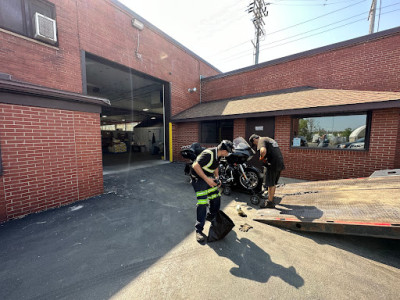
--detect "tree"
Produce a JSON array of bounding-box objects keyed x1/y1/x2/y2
[{"x1": 342, "y1": 128, "x2": 352, "y2": 141}]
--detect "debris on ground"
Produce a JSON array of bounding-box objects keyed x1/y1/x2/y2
[
  {"x1": 239, "y1": 223, "x2": 253, "y2": 232},
  {"x1": 236, "y1": 204, "x2": 247, "y2": 217}
]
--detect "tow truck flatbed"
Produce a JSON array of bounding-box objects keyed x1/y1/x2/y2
[{"x1": 254, "y1": 171, "x2": 400, "y2": 239}]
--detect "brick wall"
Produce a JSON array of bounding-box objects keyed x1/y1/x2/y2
[
  {"x1": 0, "y1": 104, "x2": 103, "y2": 222},
  {"x1": 0, "y1": 0, "x2": 82, "y2": 93},
  {"x1": 77, "y1": 0, "x2": 219, "y2": 116},
  {"x1": 0, "y1": 0, "x2": 219, "y2": 114},
  {"x1": 173, "y1": 122, "x2": 199, "y2": 162},
  {"x1": 0, "y1": 0, "x2": 221, "y2": 221},
  {"x1": 276, "y1": 109, "x2": 400, "y2": 180},
  {"x1": 202, "y1": 31, "x2": 400, "y2": 102},
  {"x1": 234, "y1": 119, "x2": 246, "y2": 138},
  {"x1": 396, "y1": 110, "x2": 400, "y2": 169}
]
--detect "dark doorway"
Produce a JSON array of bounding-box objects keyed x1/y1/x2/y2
[{"x1": 246, "y1": 117, "x2": 275, "y2": 170}]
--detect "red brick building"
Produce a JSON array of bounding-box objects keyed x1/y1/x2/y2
[
  {"x1": 1, "y1": 0, "x2": 399, "y2": 222},
  {"x1": 173, "y1": 27, "x2": 400, "y2": 181},
  {"x1": 0, "y1": 0, "x2": 218, "y2": 222}
]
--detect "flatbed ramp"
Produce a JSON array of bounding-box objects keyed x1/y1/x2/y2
[{"x1": 254, "y1": 175, "x2": 400, "y2": 239}]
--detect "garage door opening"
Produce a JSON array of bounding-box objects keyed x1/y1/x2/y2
[{"x1": 84, "y1": 54, "x2": 168, "y2": 172}]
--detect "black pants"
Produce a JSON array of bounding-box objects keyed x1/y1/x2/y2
[{"x1": 191, "y1": 178, "x2": 221, "y2": 233}]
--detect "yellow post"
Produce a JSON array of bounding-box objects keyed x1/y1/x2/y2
[{"x1": 169, "y1": 122, "x2": 173, "y2": 162}]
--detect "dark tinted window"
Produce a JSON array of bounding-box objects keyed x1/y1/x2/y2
[
  {"x1": 201, "y1": 120, "x2": 234, "y2": 144},
  {"x1": 0, "y1": 0, "x2": 55, "y2": 42},
  {"x1": 0, "y1": 0, "x2": 25, "y2": 34}
]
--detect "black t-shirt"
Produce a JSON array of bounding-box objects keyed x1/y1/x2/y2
[
  {"x1": 192, "y1": 147, "x2": 219, "y2": 178},
  {"x1": 257, "y1": 137, "x2": 285, "y2": 171}
]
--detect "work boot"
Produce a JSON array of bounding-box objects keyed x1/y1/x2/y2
[
  {"x1": 260, "y1": 200, "x2": 275, "y2": 209},
  {"x1": 196, "y1": 232, "x2": 206, "y2": 243}
]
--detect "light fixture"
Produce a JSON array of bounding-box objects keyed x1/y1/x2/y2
[
  {"x1": 188, "y1": 87, "x2": 197, "y2": 93},
  {"x1": 132, "y1": 19, "x2": 144, "y2": 31},
  {"x1": 151, "y1": 117, "x2": 156, "y2": 120},
  {"x1": 102, "y1": 115, "x2": 107, "y2": 118},
  {"x1": 143, "y1": 108, "x2": 149, "y2": 111}
]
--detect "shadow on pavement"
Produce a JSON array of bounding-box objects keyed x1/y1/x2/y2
[
  {"x1": 282, "y1": 230, "x2": 400, "y2": 269},
  {"x1": 208, "y1": 230, "x2": 304, "y2": 288},
  {"x1": 276, "y1": 204, "x2": 324, "y2": 222},
  {"x1": 0, "y1": 163, "x2": 195, "y2": 300}
]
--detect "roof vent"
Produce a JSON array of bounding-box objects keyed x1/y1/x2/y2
[{"x1": 33, "y1": 12, "x2": 57, "y2": 44}]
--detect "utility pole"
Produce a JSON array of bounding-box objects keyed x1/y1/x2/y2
[
  {"x1": 247, "y1": 0, "x2": 269, "y2": 64},
  {"x1": 368, "y1": 0, "x2": 377, "y2": 34}
]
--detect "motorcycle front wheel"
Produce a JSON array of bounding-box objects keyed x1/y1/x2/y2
[{"x1": 239, "y1": 169, "x2": 262, "y2": 192}]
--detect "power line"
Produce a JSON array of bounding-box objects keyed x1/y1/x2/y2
[
  {"x1": 218, "y1": 6, "x2": 400, "y2": 63},
  {"x1": 270, "y1": 0, "x2": 362, "y2": 6},
  {"x1": 208, "y1": 0, "x2": 366, "y2": 58},
  {"x1": 260, "y1": 7, "x2": 400, "y2": 49},
  {"x1": 267, "y1": 0, "x2": 366, "y2": 35},
  {"x1": 218, "y1": 2, "x2": 399, "y2": 61},
  {"x1": 259, "y1": 2, "x2": 400, "y2": 50}
]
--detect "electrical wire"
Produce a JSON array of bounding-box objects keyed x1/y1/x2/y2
[
  {"x1": 259, "y1": 2, "x2": 400, "y2": 50},
  {"x1": 220, "y1": 1, "x2": 399, "y2": 59},
  {"x1": 270, "y1": 0, "x2": 363, "y2": 6},
  {"x1": 218, "y1": 7, "x2": 400, "y2": 63},
  {"x1": 207, "y1": 0, "x2": 366, "y2": 58}
]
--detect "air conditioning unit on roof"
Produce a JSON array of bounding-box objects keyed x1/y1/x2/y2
[{"x1": 33, "y1": 12, "x2": 57, "y2": 44}]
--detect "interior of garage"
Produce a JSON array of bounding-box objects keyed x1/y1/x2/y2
[{"x1": 84, "y1": 54, "x2": 167, "y2": 172}]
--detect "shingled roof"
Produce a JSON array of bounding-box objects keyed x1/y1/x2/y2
[{"x1": 172, "y1": 87, "x2": 400, "y2": 122}]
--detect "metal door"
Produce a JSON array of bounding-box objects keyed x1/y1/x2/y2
[{"x1": 245, "y1": 117, "x2": 275, "y2": 170}]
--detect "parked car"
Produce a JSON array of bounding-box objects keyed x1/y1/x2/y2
[
  {"x1": 337, "y1": 137, "x2": 365, "y2": 149},
  {"x1": 348, "y1": 137, "x2": 365, "y2": 149}
]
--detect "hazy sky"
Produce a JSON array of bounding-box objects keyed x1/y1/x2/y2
[{"x1": 119, "y1": 0, "x2": 400, "y2": 72}]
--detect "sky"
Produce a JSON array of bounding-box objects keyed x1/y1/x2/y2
[{"x1": 118, "y1": 0, "x2": 400, "y2": 73}]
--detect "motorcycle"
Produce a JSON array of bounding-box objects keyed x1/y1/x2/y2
[
  {"x1": 219, "y1": 137, "x2": 263, "y2": 205},
  {"x1": 180, "y1": 138, "x2": 263, "y2": 205}
]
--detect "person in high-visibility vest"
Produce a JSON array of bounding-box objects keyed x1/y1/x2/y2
[{"x1": 191, "y1": 140, "x2": 234, "y2": 243}]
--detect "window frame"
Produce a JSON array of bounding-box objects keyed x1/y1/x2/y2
[
  {"x1": 0, "y1": 0, "x2": 57, "y2": 46},
  {"x1": 290, "y1": 111, "x2": 372, "y2": 151},
  {"x1": 200, "y1": 119, "x2": 234, "y2": 144}
]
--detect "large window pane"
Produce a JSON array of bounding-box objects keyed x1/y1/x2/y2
[{"x1": 292, "y1": 114, "x2": 368, "y2": 150}]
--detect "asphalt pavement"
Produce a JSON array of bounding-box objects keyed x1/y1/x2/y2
[{"x1": 0, "y1": 162, "x2": 399, "y2": 300}]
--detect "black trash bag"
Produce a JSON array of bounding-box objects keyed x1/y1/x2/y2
[{"x1": 207, "y1": 210, "x2": 235, "y2": 243}]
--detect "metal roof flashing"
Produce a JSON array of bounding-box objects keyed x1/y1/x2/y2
[{"x1": 0, "y1": 78, "x2": 110, "y2": 107}]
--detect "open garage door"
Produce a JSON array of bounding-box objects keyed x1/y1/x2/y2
[{"x1": 84, "y1": 53, "x2": 169, "y2": 172}]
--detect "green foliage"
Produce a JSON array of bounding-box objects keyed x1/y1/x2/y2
[{"x1": 342, "y1": 128, "x2": 352, "y2": 140}]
